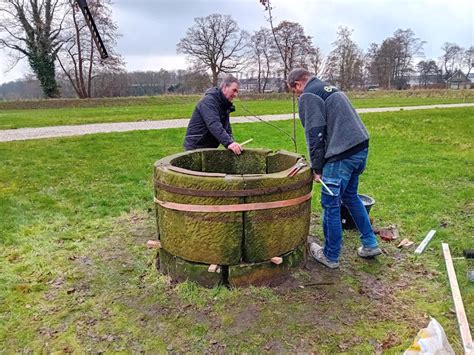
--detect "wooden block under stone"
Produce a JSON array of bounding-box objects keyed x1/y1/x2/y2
[
  {"x1": 270, "y1": 257, "x2": 283, "y2": 265},
  {"x1": 146, "y1": 240, "x2": 162, "y2": 249},
  {"x1": 208, "y1": 264, "x2": 220, "y2": 273}
]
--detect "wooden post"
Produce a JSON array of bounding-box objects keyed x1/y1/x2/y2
[{"x1": 442, "y1": 243, "x2": 474, "y2": 354}]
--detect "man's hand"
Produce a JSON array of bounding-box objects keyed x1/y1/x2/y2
[
  {"x1": 313, "y1": 172, "x2": 321, "y2": 182},
  {"x1": 227, "y1": 142, "x2": 242, "y2": 155}
]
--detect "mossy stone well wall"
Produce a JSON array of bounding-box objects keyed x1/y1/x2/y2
[{"x1": 154, "y1": 148, "x2": 312, "y2": 287}]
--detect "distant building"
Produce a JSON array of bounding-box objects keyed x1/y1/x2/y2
[
  {"x1": 446, "y1": 70, "x2": 472, "y2": 89},
  {"x1": 239, "y1": 77, "x2": 285, "y2": 93},
  {"x1": 407, "y1": 74, "x2": 444, "y2": 89}
]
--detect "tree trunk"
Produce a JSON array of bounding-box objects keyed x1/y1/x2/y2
[
  {"x1": 211, "y1": 66, "x2": 219, "y2": 86},
  {"x1": 28, "y1": 54, "x2": 60, "y2": 98}
]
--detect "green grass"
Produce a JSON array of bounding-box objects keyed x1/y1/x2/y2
[
  {"x1": 1, "y1": 90, "x2": 473, "y2": 129},
  {"x1": 0, "y1": 107, "x2": 473, "y2": 352}
]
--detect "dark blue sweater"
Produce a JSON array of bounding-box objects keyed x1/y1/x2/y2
[{"x1": 183, "y1": 87, "x2": 235, "y2": 150}]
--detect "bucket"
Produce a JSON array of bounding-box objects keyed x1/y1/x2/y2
[{"x1": 340, "y1": 194, "x2": 375, "y2": 230}]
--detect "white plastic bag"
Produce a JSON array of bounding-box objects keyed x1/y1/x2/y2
[{"x1": 404, "y1": 317, "x2": 455, "y2": 355}]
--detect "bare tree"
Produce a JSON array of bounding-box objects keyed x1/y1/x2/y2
[
  {"x1": 390, "y1": 29, "x2": 425, "y2": 89},
  {"x1": 307, "y1": 45, "x2": 324, "y2": 77},
  {"x1": 366, "y1": 39, "x2": 397, "y2": 89},
  {"x1": 177, "y1": 14, "x2": 248, "y2": 86},
  {"x1": 0, "y1": 0, "x2": 64, "y2": 97},
  {"x1": 272, "y1": 21, "x2": 314, "y2": 83},
  {"x1": 367, "y1": 28, "x2": 424, "y2": 89},
  {"x1": 361, "y1": 47, "x2": 376, "y2": 88},
  {"x1": 440, "y1": 42, "x2": 463, "y2": 79},
  {"x1": 249, "y1": 27, "x2": 276, "y2": 92},
  {"x1": 258, "y1": 0, "x2": 318, "y2": 93},
  {"x1": 57, "y1": 0, "x2": 124, "y2": 98},
  {"x1": 91, "y1": 71, "x2": 128, "y2": 97},
  {"x1": 323, "y1": 27, "x2": 364, "y2": 90},
  {"x1": 416, "y1": 60, "x2": 441, "y2": 88},
  {"x1": 177, "y1": 70, "x2": 211, "y2": 94},
  {"x1": 462, "y1": 46, "x2": 474, "y2": 76},
  {"x1": 258, "y1": 0, "x2": 286, "y2": 75}
]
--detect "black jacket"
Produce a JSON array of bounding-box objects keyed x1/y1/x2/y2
[{"x1": 183, "y1": 87, "x2": 235, "y2": 150}]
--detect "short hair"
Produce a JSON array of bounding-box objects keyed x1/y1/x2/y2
[
  {"x1": 220, "y1": 74, "x2": 240, "y2": 88},
  {"x1": 287, "y1": 68, "x2": 311, "y2": 88}
]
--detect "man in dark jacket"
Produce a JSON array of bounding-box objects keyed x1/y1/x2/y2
[
  {"x1": 287, "y1": 68, "x2": 381, "y2": 269},
  {"x1": 183, "y1": 75, "x2": 242, "y2": 155}
]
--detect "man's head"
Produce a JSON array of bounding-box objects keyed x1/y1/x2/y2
[
  {"x1": 220, "y1": 75, "x2": 240, "y2": 101},
  {"x1": 287, "y1": 68, "x2": 311, "y2": 96}
]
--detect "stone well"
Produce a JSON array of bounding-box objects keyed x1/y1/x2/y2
[{"x1": 153, "y1": 148, "x2": 313, "y2": 287}]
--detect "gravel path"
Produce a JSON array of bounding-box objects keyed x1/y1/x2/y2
[{"x1": 1, "y1": 103, "x2": 473, "y2": 142}]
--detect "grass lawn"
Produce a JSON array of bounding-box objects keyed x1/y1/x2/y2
[
  {"x1": 0, "y1": 107, "x2": 473, "y2": 352},
  {"x1": 0, "y1": 90, "x2": 474, "y2": 129}
]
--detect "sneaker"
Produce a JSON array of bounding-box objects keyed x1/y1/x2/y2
[
  {"x1": 357, "y1": 246, "x2": 382, "y2": 258},
  {"x1": 309, "y1": 243, "x2": 339, "y2": 269}
]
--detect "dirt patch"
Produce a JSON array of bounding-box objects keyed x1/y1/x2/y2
[
  {"x1": 35, "y1": 210, "x2": 443, "y2": 352},
  {"x1": 225, "y1": 303, "x2": 262, "y2": 336}
]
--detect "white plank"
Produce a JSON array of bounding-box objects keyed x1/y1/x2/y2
[
  {"x1": 442, "y1": 243, "x2": 474, "y2": 354},
  {"x1": 414, "y1": 229, "x2": 436, "y2": 254}
]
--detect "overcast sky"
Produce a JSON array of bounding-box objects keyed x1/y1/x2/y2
[{"x1": 0, "y1": 0, "x2": 473, "y2": 84}]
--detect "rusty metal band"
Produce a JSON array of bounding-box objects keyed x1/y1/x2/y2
[
  {"x1": 154, "y1": 192, "x2": 312, "y2": 213},
  {"x1": 155, "y1": 174, "x2": 313, "y2": 197}
]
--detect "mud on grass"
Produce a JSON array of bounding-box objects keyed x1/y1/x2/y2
[{"x1": 0, "y1": 210, "x2": 464, "y2": 353}]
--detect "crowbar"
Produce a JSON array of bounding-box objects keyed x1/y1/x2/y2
[{"x1": 318, "y1": 178, "x2": 335, "y2": 196}]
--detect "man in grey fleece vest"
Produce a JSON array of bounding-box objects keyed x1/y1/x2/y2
[{"x1": 287, "y1": 68, "x2": 381, "y2": 269}]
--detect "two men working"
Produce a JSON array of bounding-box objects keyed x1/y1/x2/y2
[{"x1": 183, "y1": 69, "x2": 381, "y2": 268}]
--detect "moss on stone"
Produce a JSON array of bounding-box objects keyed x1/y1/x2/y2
[
  {"x1": 243, "y1": 202, "x2": 311, "y2": 262},
  {"x1": 155, "y1": 166, "x2": 244, "y2": 192},
  {"x1": 155, "y1": 166, "x2": 245, "y2": 264},
  {"x1": 242, "y1": 167, "x2": 313, "y2": 262},
  {"x1": 157, "y1": 206, "x2": 243, "y2": 265},
  {"x1": 153, "y1": 149, "x2": 312, "y2": 273},
  {"x1": 170, "y1": 151, "x2": 202, "y2": 171},
  {"x1": 159, "y1": 249, "x2": 222, "y2": 288},
  {"x1": 228, "y1": 244, "x2": 305, "y2": 287},
  {"x1": 266, "y1": 150, "x2": 303, "y2": 173},
  {"x1": 201, "y1": 149, "x2": 271, "y2": 174}
]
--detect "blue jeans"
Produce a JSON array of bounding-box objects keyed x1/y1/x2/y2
[{"x1": 320, "y1": 148, "x2": 378, "y2": 262}]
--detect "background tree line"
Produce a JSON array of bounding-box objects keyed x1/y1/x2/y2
[
  {"x1": 0, "y1": 69, "x2": 212, "y2": 99},
  {"x1": 1, "y1": 1, "x2": 473, "y2": 99}
]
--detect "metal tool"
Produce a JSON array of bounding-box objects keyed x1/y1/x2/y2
[
  {"x1": 287, "y1": 161, "x2": 307, "y2": 177},
  {"x1": 317, "y1": 178, "x2": 335, "y2": 196}
]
